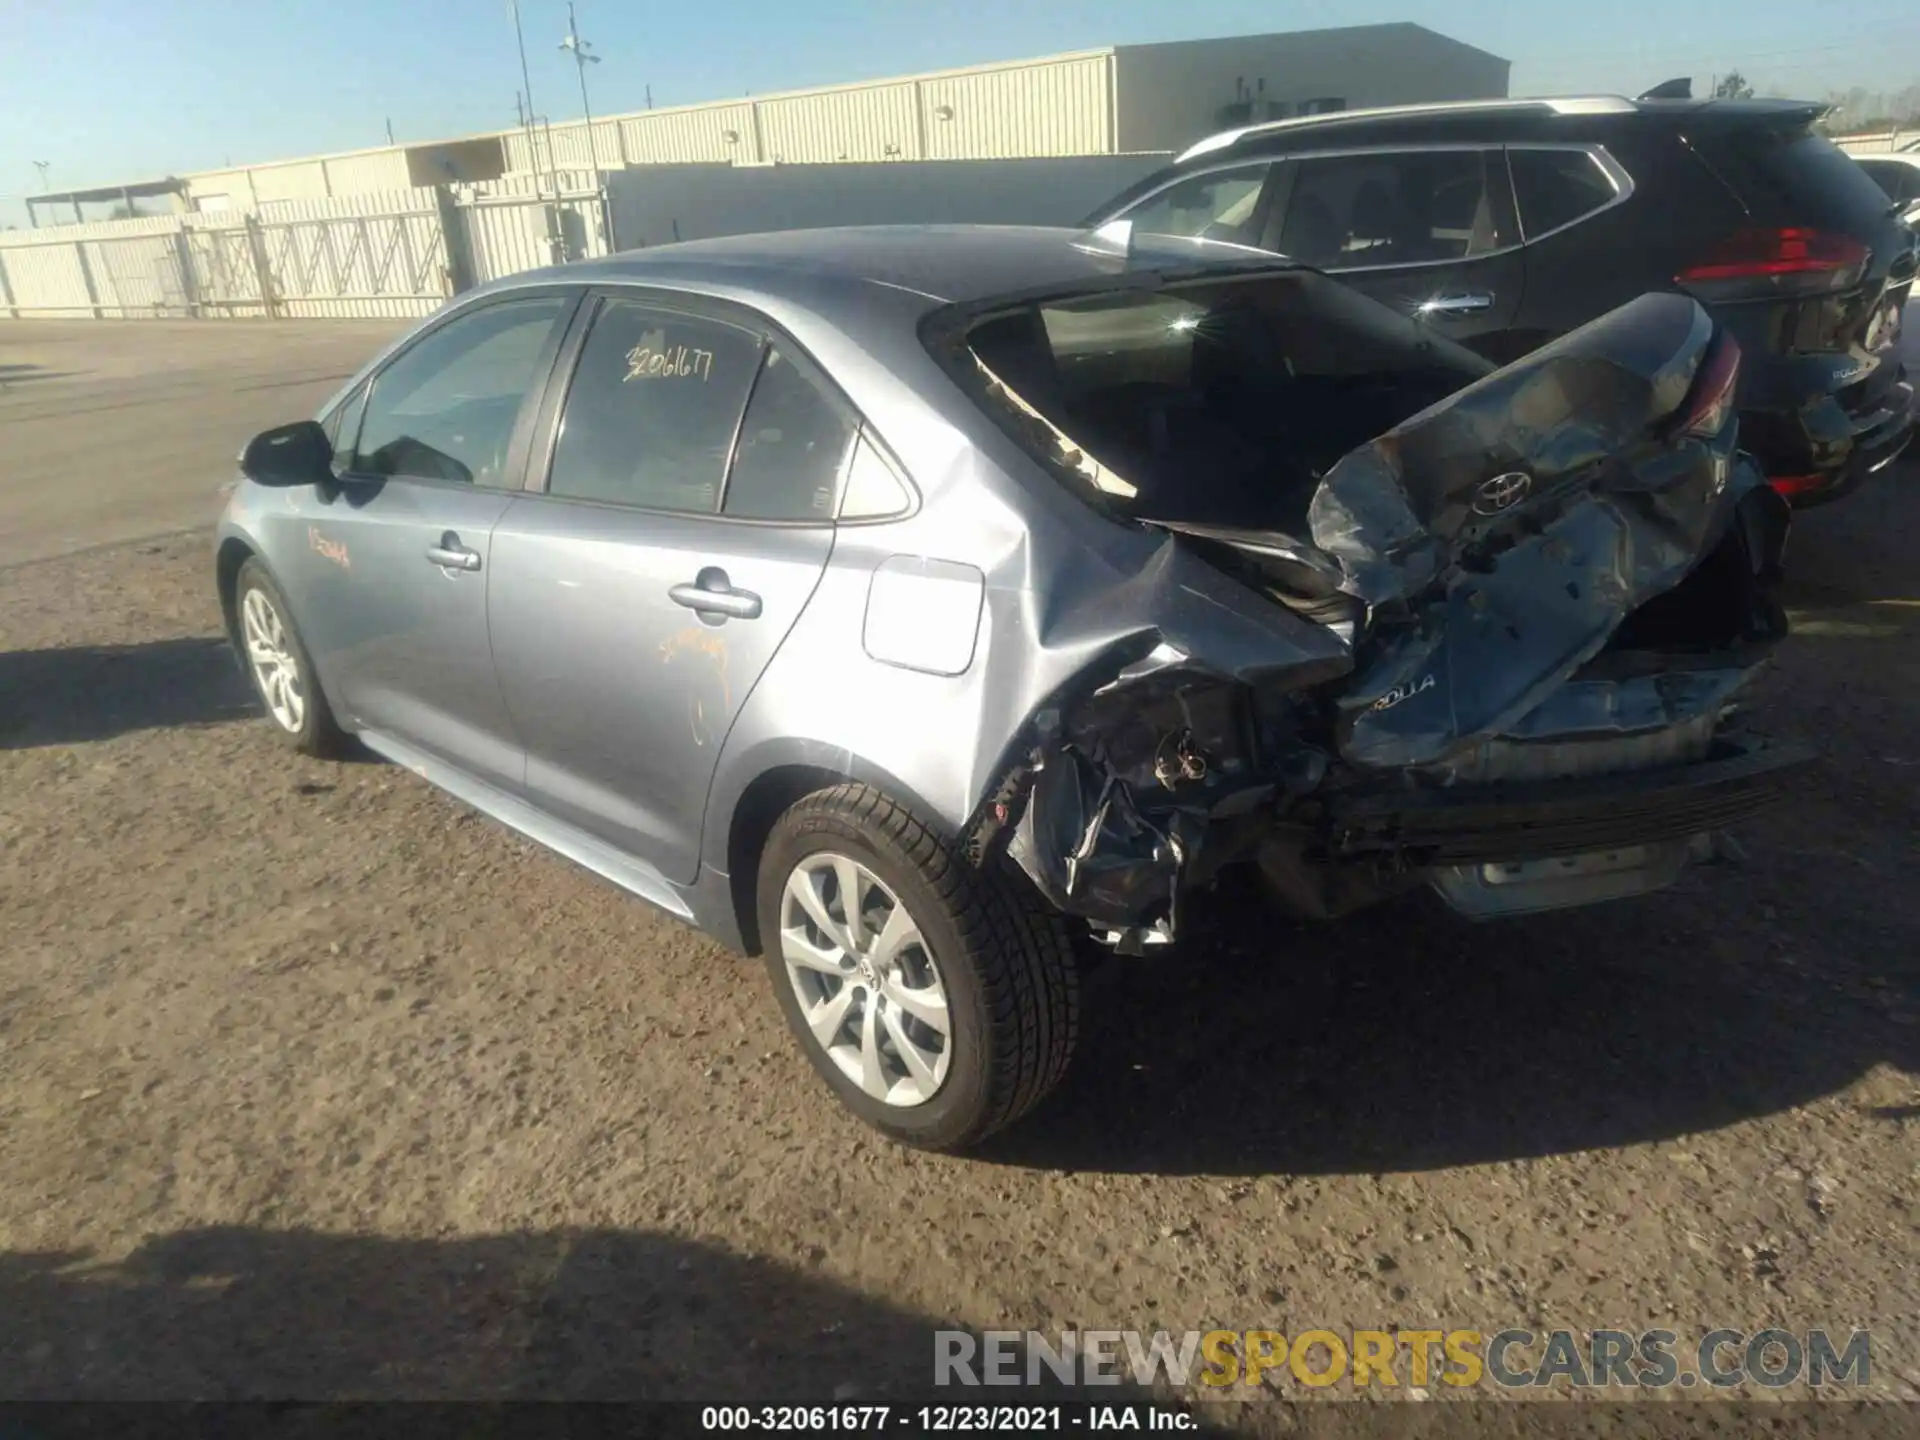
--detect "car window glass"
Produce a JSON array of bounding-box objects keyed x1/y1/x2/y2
[
  {"x1": 351, "y1": 298, "x2": 567, "y2": 486},
  {"x1": 1856, "y1": 159, "x2": 1913, "y2": 202},
  {"x1": 838, "y1": 433, "x2": 914, "y2": 520},
  {"x1": 1278, "y1": 150, "x2": 1506, "y2": 268},
  {"x1": 324, "y1": 383, "x2": 368, "y2": 464},
  {"x1": 722, "y1": 347, "x2": 856, "y2": 521},
  {"x1": 548, "y1": 299, "x2": 762, "y2": 512},
  {"x1": 1509, "y1": 149, "x2": 1619, "y2": 238},
  {"x1": 1124, "y1": 166, "x2": 1271, "y2": 246}
]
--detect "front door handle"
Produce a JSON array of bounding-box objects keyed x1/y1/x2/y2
[
  {"x1": 670, "y1": 566, "x2": 762, "y2": 621},
  {"x1": 426, "y1": 531, "x2": 482, "y2": 572},
  {"x1": 1417, "y1": 292, "x2": 1494, "y2": 317}
]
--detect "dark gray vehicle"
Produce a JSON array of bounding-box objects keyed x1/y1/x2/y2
[{"x1": 216, "y1": 226, "x2": 1809, "y2": 1149}]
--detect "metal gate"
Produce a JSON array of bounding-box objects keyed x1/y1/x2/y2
[
  {"x1": 2, "y1": 178, "x2": 610, "y2": 321},
  {"x1": 456, "y1": 171, "x2": 613, "y2": 285},
  {"x1": 181, "y1": 222, "x2": 269, "y2": 315}
]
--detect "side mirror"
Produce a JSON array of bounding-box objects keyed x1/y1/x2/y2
[{"x1": 239, "y1": 420, "x2": 334, "y2": 487}]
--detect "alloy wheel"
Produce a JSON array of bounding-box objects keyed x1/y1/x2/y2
[
  {"x1": 241, "y1": 587, "x2": 307, "y2": 734},
  {"x1": 779, "y1": 851, "x2": 952, "y2": 1107}
]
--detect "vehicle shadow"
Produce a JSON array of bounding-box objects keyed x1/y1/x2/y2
[
  {"x1": 0, "y1": 362, "x2": 71, "y2": 387},
  {"x1": 0, "y1": 638, "x2": 255, "y2": 749},
  {"x1": 983, "y1": 864, "x2": 1915, "y2": 1178},
  {"x1": 0, "y1": 1225, "x2": 955, "y2": 1400}
]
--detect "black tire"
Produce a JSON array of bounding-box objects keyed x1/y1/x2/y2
[
  {"x1": 233, "y1": 558, "x2": 348, "y2": 758},
  {"x1": 756, "y1": 783, "x2": 1079, "y2": 1151}
]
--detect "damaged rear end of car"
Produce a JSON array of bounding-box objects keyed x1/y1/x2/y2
[{"x1": 928, "y1": 260, "x2": 1812, "y2": 949}]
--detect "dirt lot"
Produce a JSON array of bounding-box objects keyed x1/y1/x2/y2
[
  {"x1": 0, "y1": 319, "x2": 402, "y2": 568},
  {"x1": 0, "y1": 323, "x2": 1916, "y2": 1420}
]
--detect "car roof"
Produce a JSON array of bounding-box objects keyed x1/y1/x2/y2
[
  {"x1": 1175, "y1": 94, "x2": 1827, "y2": 163},
  {"x1": 509, "y1": 225, "x2": 1155, "y2": 313}
]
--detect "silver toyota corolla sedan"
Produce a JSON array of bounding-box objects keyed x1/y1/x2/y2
[{"x1": 215, "y1": 225, "x2": 1810, "y2": 1149}]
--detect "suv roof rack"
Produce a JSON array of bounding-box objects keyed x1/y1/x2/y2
[{"x1": 1175, "y1": 95, "x2": 1639, "y2": 164}]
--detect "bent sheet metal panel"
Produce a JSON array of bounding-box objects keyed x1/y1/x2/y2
[{"x1": 998, "y1": 292, "x2": 1787, "y2": 932}]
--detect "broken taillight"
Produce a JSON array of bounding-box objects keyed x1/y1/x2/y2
[
  {"x1": 1676, "y1": 333, "x2": 1742, "y2": 439},
  {"x1": 1676, "y1": 227, "x2": 1870, "y2": 299}
]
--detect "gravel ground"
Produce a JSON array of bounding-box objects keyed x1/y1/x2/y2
[{"x1": 0, "y1": 471, "x2": 1915, "y2": 1419}]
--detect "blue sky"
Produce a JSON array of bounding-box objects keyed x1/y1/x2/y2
[{"x1": 5, "y1": 0, "x2": 1920, "y2": 225}]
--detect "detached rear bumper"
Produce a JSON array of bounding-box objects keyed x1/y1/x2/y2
[
  {"x1": 1321, "y1": 736, "x2": 1816, "y2": 918},
  {"x1": 1326, "y1": 736, "x2": 1816, "y2": 864}
]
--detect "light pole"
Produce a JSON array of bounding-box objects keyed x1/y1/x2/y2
[{"x1": 29, "y1": 161, "x2": 50, "y2": 228}]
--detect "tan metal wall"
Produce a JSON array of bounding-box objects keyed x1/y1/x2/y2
[
  {"x1": 186, "y1": 148, "x2": 427, "y2": 210},
  {"x1": 620, "y1": 103, "x2": 758, "y2": 164},
  {"x1": 920, "y1": 55, "x2": 1113, "y2": 158},
  {"x1": 756, "y1": 82, "x2": 922, "y2": 163},
  {"x1": 1112, "y1": 25, "x2": 1509, "y2": 155},
  {"x1": 499, "y1": 52, "x2": 1116, "y2": 172}
]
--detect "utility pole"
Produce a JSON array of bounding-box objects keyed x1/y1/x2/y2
[
  {"x1": 560, "y1": 2, "x2": 601, "y2": 173},
  {"x1": 507, "y1": 0, "x2": 565, "y2": 261}
]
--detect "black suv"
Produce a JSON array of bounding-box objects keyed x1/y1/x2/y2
[{"x1": 1086, "y1": 96, "x2": 1916, "y2": 504}]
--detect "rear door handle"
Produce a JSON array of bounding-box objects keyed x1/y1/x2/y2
[
  {"x1": 426, "y1": 531, "x2": 482, "y2": 572},
  {"x1": 1417, "y1": 292, "x2": 1494, "y2": 317},
  {"x1": 670, "y1": 567, "x2": 762, "y2": 621}
]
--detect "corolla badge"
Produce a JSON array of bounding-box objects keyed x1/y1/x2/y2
[{"x1": 1473, "y1": 470, "x2": 1532, "y2": 515}]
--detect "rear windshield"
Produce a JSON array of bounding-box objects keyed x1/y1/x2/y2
[
  {"x1": 1695, "y1": 126, "x2": 1895, "y2": 233},
  {"x1": 929, "y1": 271, "x2": 1489, "y2": 533}
]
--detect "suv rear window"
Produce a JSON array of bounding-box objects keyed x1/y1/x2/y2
[{"x1": 1695, "y1": 125, "x2": 1895, "y2": 233}]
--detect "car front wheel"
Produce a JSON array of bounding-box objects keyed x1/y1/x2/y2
[
  {"x1": 234, "y1": 558, "x2": 347, "y2": 758},
  {"x1": 756, "y1": 783, "x2": 1079, "y2": 1150}
]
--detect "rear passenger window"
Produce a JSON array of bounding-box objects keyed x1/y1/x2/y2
[
  {"x1": 548, "y1": 299, "x2": 762, "y2": 512},
  {"x1": 1123, "y1": 165, "x2": 1272, "y2": 247},
  {"x1": 1278, "y1": 150, "x2": 1507, "y2": 269},
  {"x1": 1509, "y1": 149, "x2": 1619, "y2": 239},
  {"x1": 723, "y1": 347, "x2": 857, "y2": 521}
]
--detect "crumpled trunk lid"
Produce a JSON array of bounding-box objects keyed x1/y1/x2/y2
[{"x1": 1293, "y1": 292, "x2": 1779, "y2": 769}]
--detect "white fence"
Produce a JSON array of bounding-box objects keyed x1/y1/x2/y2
[
  {"x1": 0, "y1": 176, "x2": 612, "y2": 321},
  {"x1": 2, "y1": 156, "x2": 1160, "y2": 322},
  {"x1": 1835, "y1": 129, "x2": 1920, "y2": 156}
]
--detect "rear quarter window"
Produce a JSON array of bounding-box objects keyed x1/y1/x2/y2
[{"x1": 1509, "y1": 149, "x2": 1620, "y2": 238}]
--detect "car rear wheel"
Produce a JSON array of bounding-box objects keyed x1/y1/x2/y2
[
  {"x1": 235, "y1": 558, "x2": 347, "y2": 758},
  {"x1": 756, "y1": 783, "x2": 1079, "y2": 1150}
]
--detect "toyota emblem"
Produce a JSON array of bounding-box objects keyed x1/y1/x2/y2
[{"x1": 1473, "y1": 471, "x2": 1532, "y2": 515}]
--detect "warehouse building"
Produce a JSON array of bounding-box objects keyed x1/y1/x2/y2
[{"x1": 29, "y1": 23, "x2": 1507, "y2": 222}]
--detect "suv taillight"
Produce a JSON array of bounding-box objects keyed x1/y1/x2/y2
[
  {"x1": 1677, "y1": 227, "x2": 1870, "y2": 298},
  {"x1": 1676, "y1": 334, "x2": 1742, "y2": 439}
]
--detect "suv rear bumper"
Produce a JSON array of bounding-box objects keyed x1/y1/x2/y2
[{"x1": 1743, "y1": 372, "x2": 1915, "y2": 505}]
